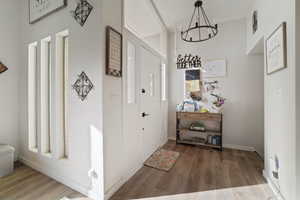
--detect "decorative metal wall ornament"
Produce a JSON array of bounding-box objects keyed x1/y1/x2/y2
[
  {"x1": 72, "y1": 0, "x2": 93, "y2": 26},
  {"x1": 252, "y1": 10, "x2": 258, "y2": 34},
  {"x1": 181, "y1": 0, "x2": 218, "y2": 43},
  {"x1": 177, "y1": 54, "x2": 202, "y2": 69},
  {"x1": 72, "y1": 71, "x2": 94, "y2": 101},
  {"x1": 0, "y1": 62, "x2": 8, "y2": 74}
]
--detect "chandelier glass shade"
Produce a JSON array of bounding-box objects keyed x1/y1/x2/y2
[{"x1": 181, "y1": 0, "x2": 218, "y2": 43}]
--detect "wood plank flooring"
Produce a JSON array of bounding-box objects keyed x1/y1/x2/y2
[
  {"x1": 0, "y1": 162, "x2": 86, "y2": 200},
  {"x1": 110, "y1": 141, "x2": 271, "y2": 200}
]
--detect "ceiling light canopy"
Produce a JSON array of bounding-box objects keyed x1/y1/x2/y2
[{"x1": 181, "y1": 0, "x2": 218, "y2": 43}]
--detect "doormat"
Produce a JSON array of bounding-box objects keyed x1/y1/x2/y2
[
  {"x1": 60, "y1": 198, "x2": 91, "y2": 200},
  {"x1": 144, "y1": 149, "x2": 180, "y2": 172}
]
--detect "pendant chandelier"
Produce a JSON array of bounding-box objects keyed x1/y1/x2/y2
[{"x1": 181, "y1": 0, "x2": 218, "y2": 43}]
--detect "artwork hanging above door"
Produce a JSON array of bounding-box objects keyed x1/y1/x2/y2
[
  {"x1": 266, "y1": 22, "x2": 287, "y2": 75},
  {"x1": 29, "y1": 0, "x2": 67, "y2": 24}
]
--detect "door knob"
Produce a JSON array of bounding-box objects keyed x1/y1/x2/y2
[
  {"x1": 142, "y1": 112, "x2": 150, "y2": 117},
  {"x1": 141, "y1": 89, "x2": 146, "y2": 94}
]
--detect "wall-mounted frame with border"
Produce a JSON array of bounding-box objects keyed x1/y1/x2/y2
[
  {"x1": 29, "y1": 0, "x2": 67, "y2": 24},
  {"x1": 252, "y1": 10, "x2": 258, "y2": 34},
  {"x1": 202, "y1": 59, "x2": 227, "y2": 78},
  {"x1": 266, "y1": 22, "x2": 287, "y2": 75},
  {"x1": 106, "y1": 26, "x2": 123, "y2": 77}
]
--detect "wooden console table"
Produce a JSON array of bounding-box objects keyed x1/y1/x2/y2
[{"x1": 176, "y1": 112, "x2": 223, "y2": 151}]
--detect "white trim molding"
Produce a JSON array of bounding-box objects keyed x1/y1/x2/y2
[
  {"x1": 104, "y1": 164, "x2": 143, "y2": 200},
  {"x1": 263, "y1": 170, "x2": 285, "y2": 200},
  {"x1": 168, "y1": 137, "x2": 256, "y2": 152},
  {"x1": 223, "y1": 144, "x2": 256, "y2": 152},
  {"x1": 19, "y1": 157, "x2": 90, "y2": 196}
]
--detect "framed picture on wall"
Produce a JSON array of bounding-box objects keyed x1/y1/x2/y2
[
  {"x1": 252, "y1": 10, "x2": 258, "y2": 34},
  {"x1": 106, "y1": 26, "x2": 123, "y2": 77},
  {"x1": 29, "y1": 0, "x2": 67, "y2": 24},
  {"x1": 202, "y1": 59, "x2": 227, "y2": 78},
  {"x1": 266, "y1": 22, "x2": 287, "y2": 75}
]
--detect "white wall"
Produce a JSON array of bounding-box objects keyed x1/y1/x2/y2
[
  {"x1": 168, "y1": 19, "x2": 265, "y2": 156},
  {"x1": 246, "y1": 0, "x2": 296, "y2": 199},
  {"x1": 296, "y1": 1, "x2": 300, "y2": 198},
  {"x1": 18, "y1": 0, "x2": 104, "y2": 197},
  {"x1": 103, "y1": 1, "x2": 169, "y2": 199},
  {"x1": 102, "y1": 0, "x2": 124, "y2": 196},
  {"x1": 144, "y1": 34, "x2": 161, "y2": 54},
  {"x1": 0, "y1": 0, "x2": 21, "y2": 160}
]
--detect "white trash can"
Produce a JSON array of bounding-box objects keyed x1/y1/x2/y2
[{"x1": 0, "y1": 144, "x2": 15, "y2": 178}]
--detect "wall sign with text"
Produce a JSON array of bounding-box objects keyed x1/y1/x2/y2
[
  {"x1": 29, "y1": 0, "x2": 67, "y2": 24},
  {"x1": 177, "y1": 54, "x2": 202, "y2": 69}
]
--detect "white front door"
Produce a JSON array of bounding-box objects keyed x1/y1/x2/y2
[{"x1": 140, "y1": 47, "x2": 162, "y2": 162}]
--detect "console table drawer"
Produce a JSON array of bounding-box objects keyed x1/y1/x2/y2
[{"x1": 177, "y1": 112, "x2": 222, "y2": 121}]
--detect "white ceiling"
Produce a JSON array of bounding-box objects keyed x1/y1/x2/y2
[
  {"x1": 153, "y1": 0, "x2": 254, "y2": 29},
  {"x1": 125, "y1": 0, "x2": 163, "y2": 37},
  {"x1": 124, "y1": 0, "x2": 254, "y2": 38}
]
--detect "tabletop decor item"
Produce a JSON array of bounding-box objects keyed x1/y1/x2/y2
[
  {"x1": 211, "y1": 94, "x2": 226, "y2": 108},
  {"x1": 72, "y1": 71, "x2": 94, "y2": 101},
  {"x1": 0, "y1": 62, "x2": 8, "y2": 74},
  {"x1": 72, "y1": 0, "x2": 93, "y2": 26},
  {"x1": 106, "y1": 26, "x2": 123, "y2": 77},
  {"x1": 29, "y1": 0, "x2": 67, "y2": 24},
  {"x1": 266, "y1": 22, "x2": 287, "y2": 75}
]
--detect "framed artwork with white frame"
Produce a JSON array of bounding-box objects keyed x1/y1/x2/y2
[
  {"x1": 266, "y1": 22, "x2": 287, "y2": 75},
  {"x1": 202, "y1": 59, "x2": 227, "y2": 78},
  {"x1": 29, "y1": 0, "x2": 67, "y2": 24}
]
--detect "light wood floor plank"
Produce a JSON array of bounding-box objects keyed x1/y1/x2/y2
[
  {"x1": 110, "y1": 140, "x2": 273, "y2": 200},
  {"x1": 0, "y1": 163, "x2": 85, "y2": 200}
]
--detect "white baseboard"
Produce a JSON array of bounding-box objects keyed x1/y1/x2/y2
[
  {"x1": 104, "y1": 164, "x2": 143, "y2": 200},
  {"x1": 168, "y1": 137, "x2": 176, "y2": 141},
  {"x1": 263, "y1": 170, "x2": 285, "y2": 200},
  {"x1": 168, "y1": 137, "x2": 255, "y2": 152},
  {"x1": 104, "y1": 178, "x2": 125, "y2": 200},
  {"x1": 19, "y1": 157, "x2": 90, "y2": 197},
  {"x1": 223, "y1": 144, "x2": 255, "y2": 152}
]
